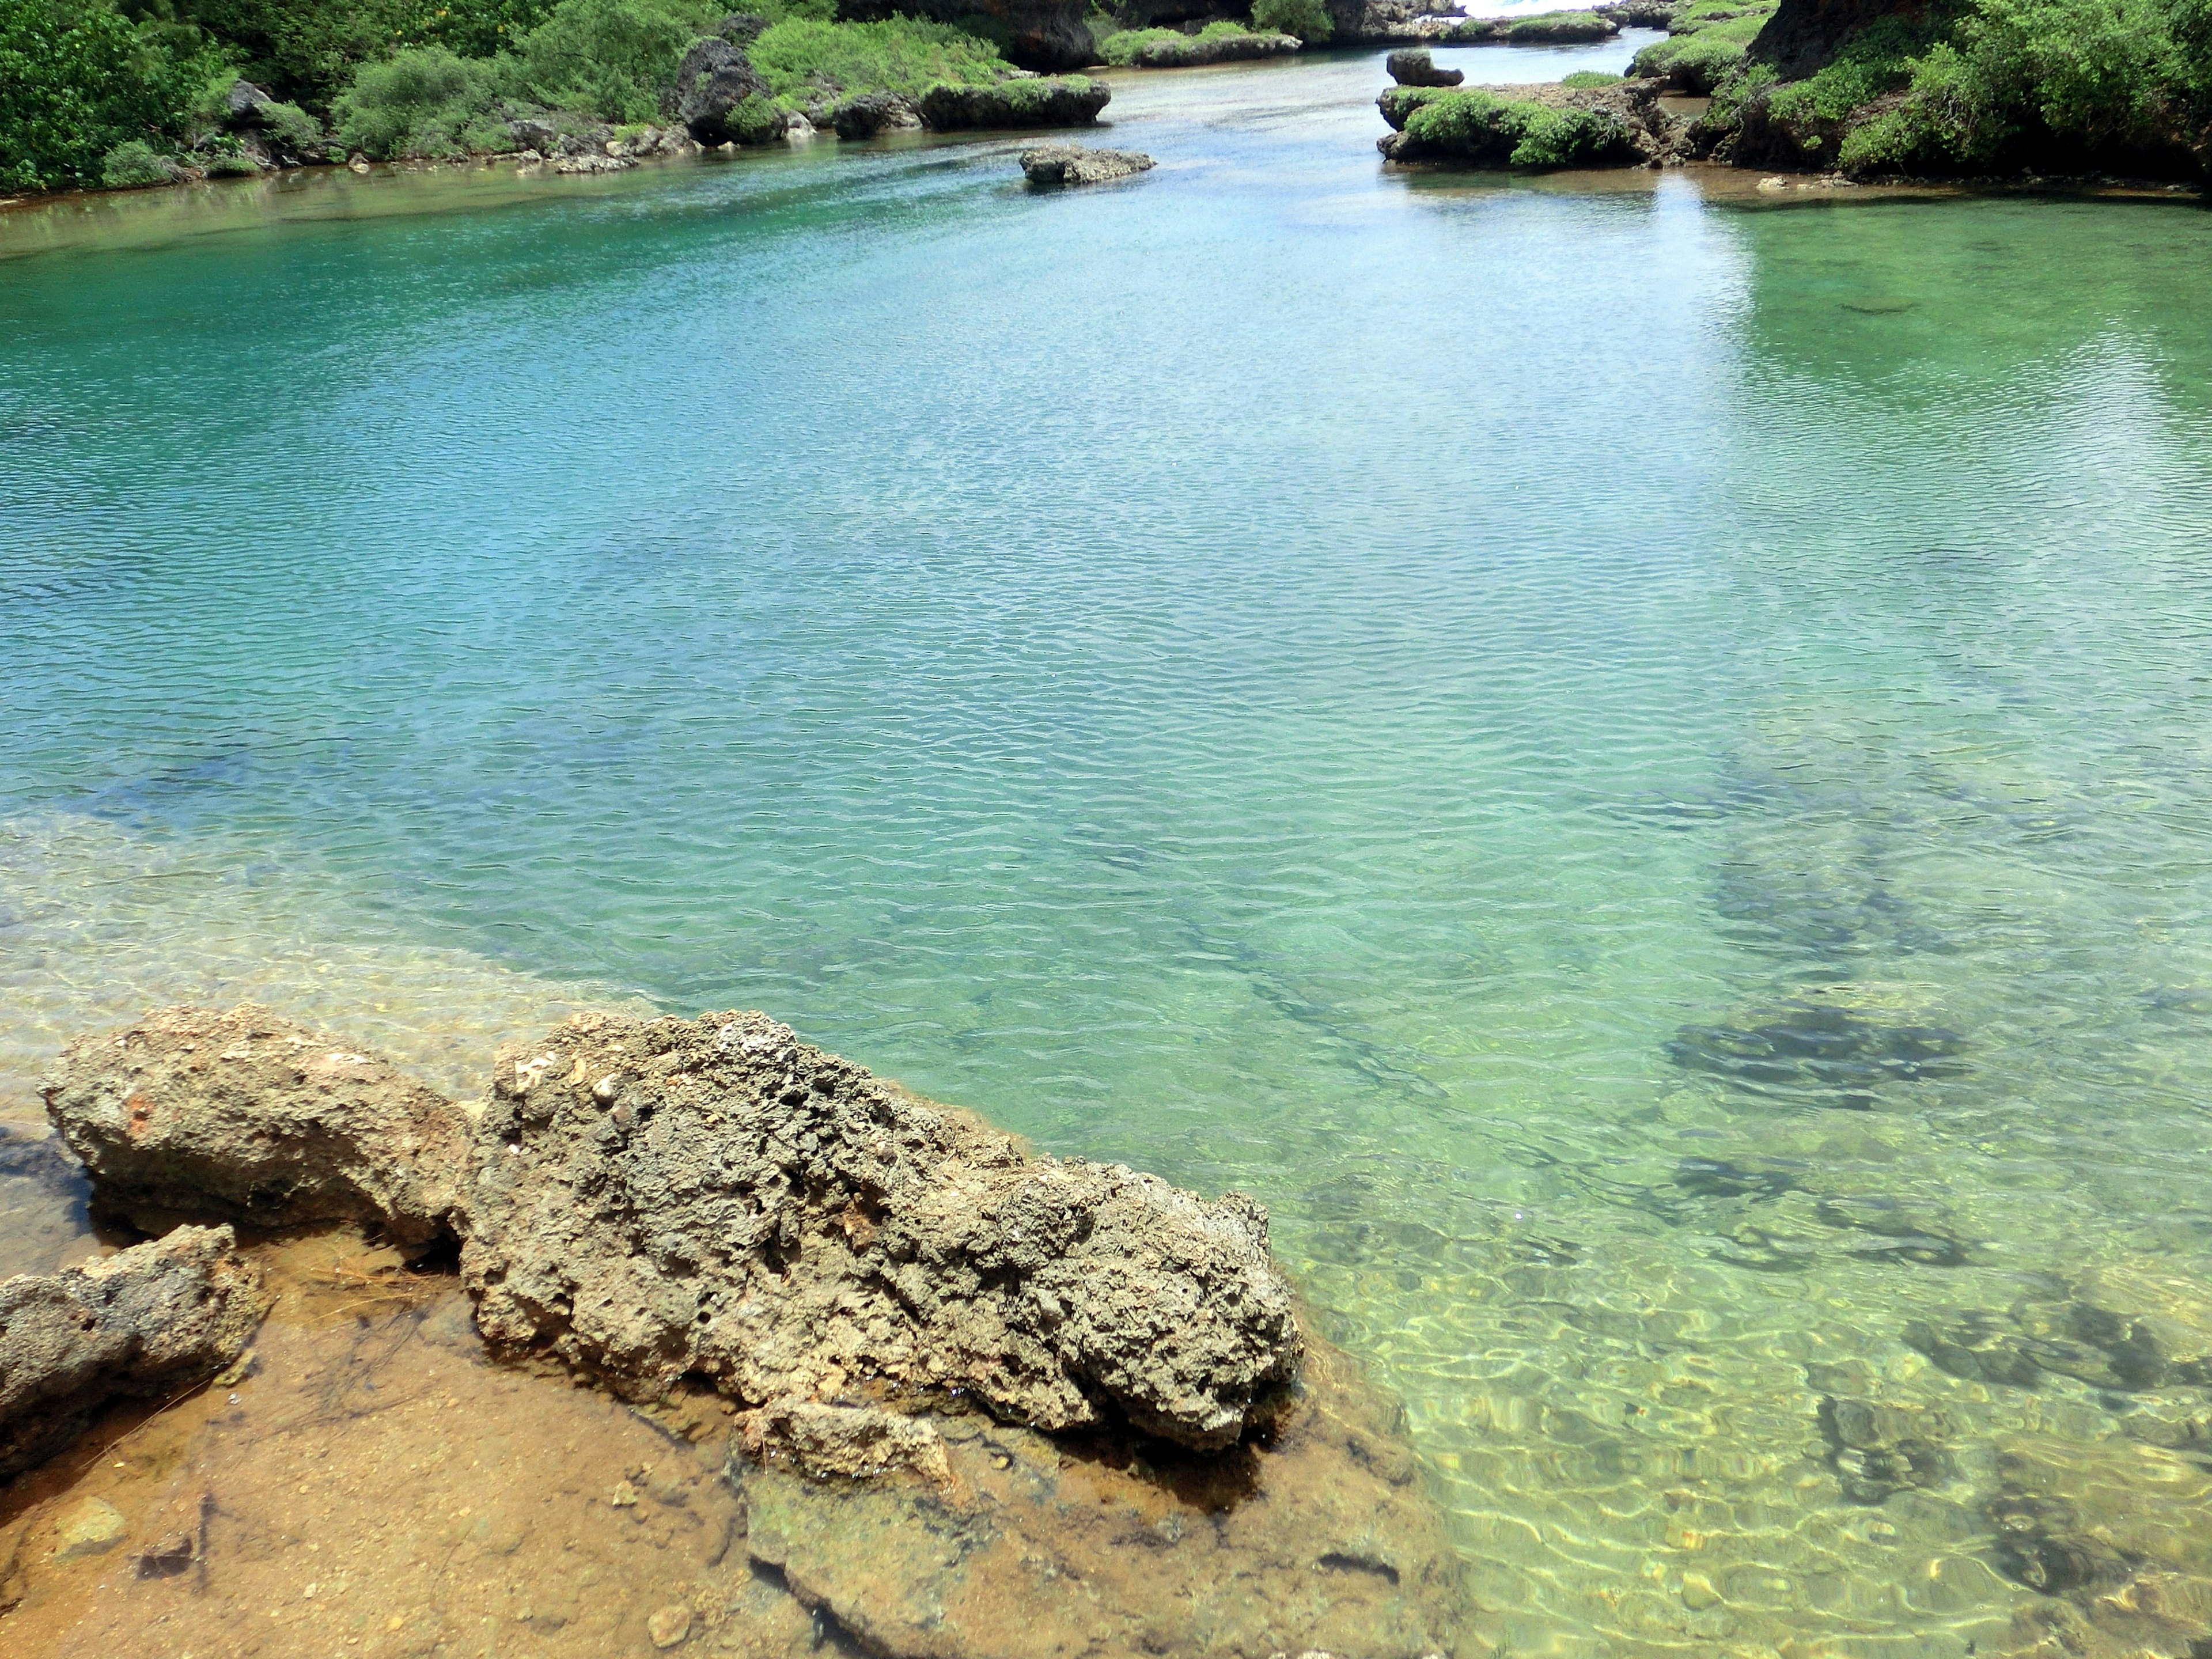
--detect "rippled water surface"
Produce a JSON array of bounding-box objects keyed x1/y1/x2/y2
[{"x1": 6, "y1": 40, "x2": 2212, "y2": 1659}]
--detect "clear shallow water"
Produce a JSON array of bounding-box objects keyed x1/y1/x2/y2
[{"x1": 6, "y1": 44, "x2": 2212, "y2": 1659}]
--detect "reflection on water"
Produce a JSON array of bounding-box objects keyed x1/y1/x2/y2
[{"x1": 5, "y1": 36, "x2": 2212, "y2": 1659}]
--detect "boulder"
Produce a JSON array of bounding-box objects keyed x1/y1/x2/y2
[
  {"x1": 731, "y1": 1335, "x2": 1465, "y2": 1658},
  {"x1": 463, "y1": 1010, "x2": 1300, "y2": 1448},
  {"x1": 917, "y1": 75, "x2": 1110, "y2": 131},
  {"x1": 1018, "y1": 143, "x2": 1154, "y2": 185},
  {"x1": 671, "y1": 37, "x2": 783, "y2": 146},
  {"x1": 830, "y1": 91, "x2": 925, "y2": 138},
  {"x1": 42, "y1": 1003, "x2": 471, "y2": 1249},
  {"x1": 222, "y1": 78, "x2": 274, "y2": 125},
  {"x1": 1387, "y1": 48, "x2": 1464, "y2": 86},
  {"x1": 0, "y1": 1225, "x2": 268, "y2": 1482}
]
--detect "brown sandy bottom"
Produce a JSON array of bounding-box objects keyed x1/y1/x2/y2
[{"x1": 0, "y1": 1233, "x2": 1467, "y2": 1659}]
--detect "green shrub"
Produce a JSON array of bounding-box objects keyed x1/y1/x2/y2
[
  {"x1": 328, "y1": 41, "x2": 499, "y2": 155},
  {"x1": 510, "y1": 0, "x2": 717, "y2": 122},
  {"x1": 1251, "y1": 0, "x2": 1331, "y2": 42},
  {"x1": 749, "y1": 15, "x2": 1006, "y2": 100},
  {"x1": 203, "y1": 143, "x2": 258, "y2": 170},
  {"x1": 1632, "y1": 23, "x2": 1756, "y2": 91},
  {"x1": 258, "y1": 96, "x2": 322, "y2": 147},
  {"x1": 99, "y1": 134, "x2": 175, "y2": 181},
  {"x1": 1559, "y1": 69, "x2": 1620, "y2": 87},
  {"x1": 1399, "y1": 86, "x2": 1637, "y2": 165},
  {"x1": 176, "y1": 0, "x2": 559, "y2": 106},
  {"x1": 1, "y1": 0, "x2": 226, "y2": 190}
]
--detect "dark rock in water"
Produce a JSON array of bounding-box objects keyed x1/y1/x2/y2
[
  {"x1": 731, "y1": 1335, "x2": 1464, "y2": 1657},
  {"x1": 1665, "y1": 999, "x2": 1966, "y2": 1111},
  {"x1": 1987, "y1": 1488, "x2": 2136, "y2": 1596},
  {"x1": 1814, "y1": 1195, "x2": 1969, "y2": 1266},
  {"x1": 1018, "y1": 143, "x2": 1154, "y2": 185},
  {"x1": 830, "y1": 90, "x2": 923, "y2": 137},
  {"x1": 1904, "y1": 1313, "x2": 2045, "y2": 1388},
  {"x1": 1819, "y1": 1395, "x2": 1952, "y2": 1503},
  {"x1": 0, "y1": 1225, "x2": 268, "y2": 1482},
  {"x1": 1387, "y1": 48, "x2": 1463, "y2": 87},
  {"x1": 918, "y1": 76, "x2": 1110, "y2": 132},
  {"x1": 43, "y1": 1003, "x2": 471, "y2": 1250},
  {"x1": 2012, "y1": 1301, "x2": 2172, "y2": 1392},
  {"x1": 1673, "y1": 1154, "x2": 1797, "y2": 1200},
  {"x1": 464, "y1": 1010, "x2": 1300, "y2": 1449},
  {"x1": 671, "y1": 37, "x2": 782, "y2": 145},
  {"x1": 0, "y1": 1126, "x2": 82, "y2": 1196}
]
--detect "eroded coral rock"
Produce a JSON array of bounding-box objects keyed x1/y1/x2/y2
[
  {"x1": 0, "y1": 1225, "x2": 268, "y2": 1482},
  {"x1": 464, "y1": 1010, "x2": 1301, "y2": 1448},
  {"x1": 1018, "y1": 144, "x2": 1155, "y2": 186},
  {"x1": 43, "y1": 1003, "x2": 472, "y2": 1248},
  {"x1": 733, "y1": 1335, "x2": 1465, "y2": 1658}
]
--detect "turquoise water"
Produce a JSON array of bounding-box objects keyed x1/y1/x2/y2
[{"x1": 7, "y1": 44, "x2": 2212, "y2": 1658}]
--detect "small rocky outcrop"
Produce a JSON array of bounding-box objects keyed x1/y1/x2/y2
[
  {"x1": 1018, "y1": 143, "x2": 1154, "y2": 185},
  {"x1": 1598, "y1": 0, "x2": 1678, "y2": 22},
  {"x1": 0, "y1": 1226, "x2": 267, "y2": 1482},
  {"x1": 1112, "y1": 27, "x2": 1300, "y2": 66},
  {"x1": 917, "y1": 75, "x2": 1110, "y2": 131},
  {"x1": 830, "y1": 91, "x2": 925, "y2": 138},
  {"x1": 43, "y1": 1003, "x2": 471, "y2": 1249},
  {"x1": 1440, "y1": 8, "x2": 1620, "y2": 42},
  {"x1": 464, "y1": 1010, "x2": 1300, "y2": 1448},
  {"x1": 672, "y1": 37, "x2": 785, "y2": 145},
  {"x1": 1388, "y1": 47, "x2": 1464, "y2": 87},
  {"x1": 1377, "y1": 77, "x2": 1687, "y2": 167}
]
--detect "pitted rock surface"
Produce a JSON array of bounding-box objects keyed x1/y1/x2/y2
[
  {"x1": 463, "y1": 1010, "x2": 1301, "y2": 1448},
  {"x1": 43, "y1": 1004, "x2": 471, "y2": 1248},
  {"x1": 0, "y1": 1225, "x2": 267, "y2": 1481}
]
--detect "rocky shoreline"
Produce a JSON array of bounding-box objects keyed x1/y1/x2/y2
[{"x1": 2, "y1": 1003, "x2": 1465, "y2": 1653}]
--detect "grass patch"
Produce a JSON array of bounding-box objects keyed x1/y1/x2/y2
[
  {"x1": 749, "y1": 16, "x2": 1006, "y2": 101},
  {"x1": 1560, "y1": 69, "x2": 1622, "y2": 87}
]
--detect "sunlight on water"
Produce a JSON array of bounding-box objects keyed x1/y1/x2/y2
[{"x1": 5, "y1": 40, "x2": 2212, "y2": 1659}]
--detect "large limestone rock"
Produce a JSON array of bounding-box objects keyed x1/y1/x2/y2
[
  {"x1": 671, "y1": 36, "x2": 782, "y2": 146},
  {"x1": 464, "y1": 1010, "x2": 1301, "y2": 1448},
  {"x1": 1376, "y1": 77, "x2": 1687, "y2": 167},
  {"x1": 42, "y1": 1003, "x2": 471, "y2": 1249},
  {"x1": 0, "y1": 1226, "x2": 267, "y2": 1481},
  {"x1": 917, "y1": 76, "x2": 1110, "y2": 132},
  {"x1": 1388, "y1": 48, "x2": 1464, "y2": 87}
]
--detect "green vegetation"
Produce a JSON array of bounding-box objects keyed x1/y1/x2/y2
[
  {"x1": 1629, "y1": 2, "x2": 1774, "y2": 93},
  {"x1": 328, "y1": 41, "x2": 508, "y2": 156},
  {"x1": 98, "y1": 134, "x2": 176, "y2": 183},
  {"x1": 1710, "y1": 0, "x2": 2212, "y2": 178},
  {"x1": 509, "y1": 0, "x2": 715, "y2": 121},
  {"x1": 1559, "y1": 69, "x2": 1621, "y2": 87},
  {"x1": 749, "y1": 15, "x2": 1005, "y2": 100},
  {"x1": 1099, "y1": 20, "x2": 1295, "y2": 66},
  {"x1": 1390, "y1": 85, "x2": 1639, "y2": 166},
  {"x1": 1250, "y1": 0, "x2": 1331, "y2": 43},
  {"x1": 1504, "y1": 9, "x2": 1615, "y2": 41},
  {"x1": 1, "y1": 0, "x2": 227, "y2": 189}
]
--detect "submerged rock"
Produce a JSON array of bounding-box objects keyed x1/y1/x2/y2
[
  {"x1": 43, "y1": 1003, "x2": 471, "y2": 1249},
  {"x1": 918, "y1": 76, "x2": 1110, "y2": 132},
  {"x1": 1387, "y1": 48, "x2": 1464, "y2": 87},
  {"x1": 465, "y1": 1010, "x2": 1300, "y2": 1448},
  {"x1": 731, "y1": 1334, "x2": 1464, "y2": 1658},
  {"x1": 1018, "y1": 143, "x2": 1154, "y2": 185},
  {"x1": 0, "y1": 1225, "x2": 268, "y2": 1482}
]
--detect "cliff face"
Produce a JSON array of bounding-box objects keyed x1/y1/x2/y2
[
  {"x1": 1749, "y1": 0, "x2": 1923, "y2": 77},
  {"x1": 838, "y1": 0, "x2": 1100, "y2": 70}
]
